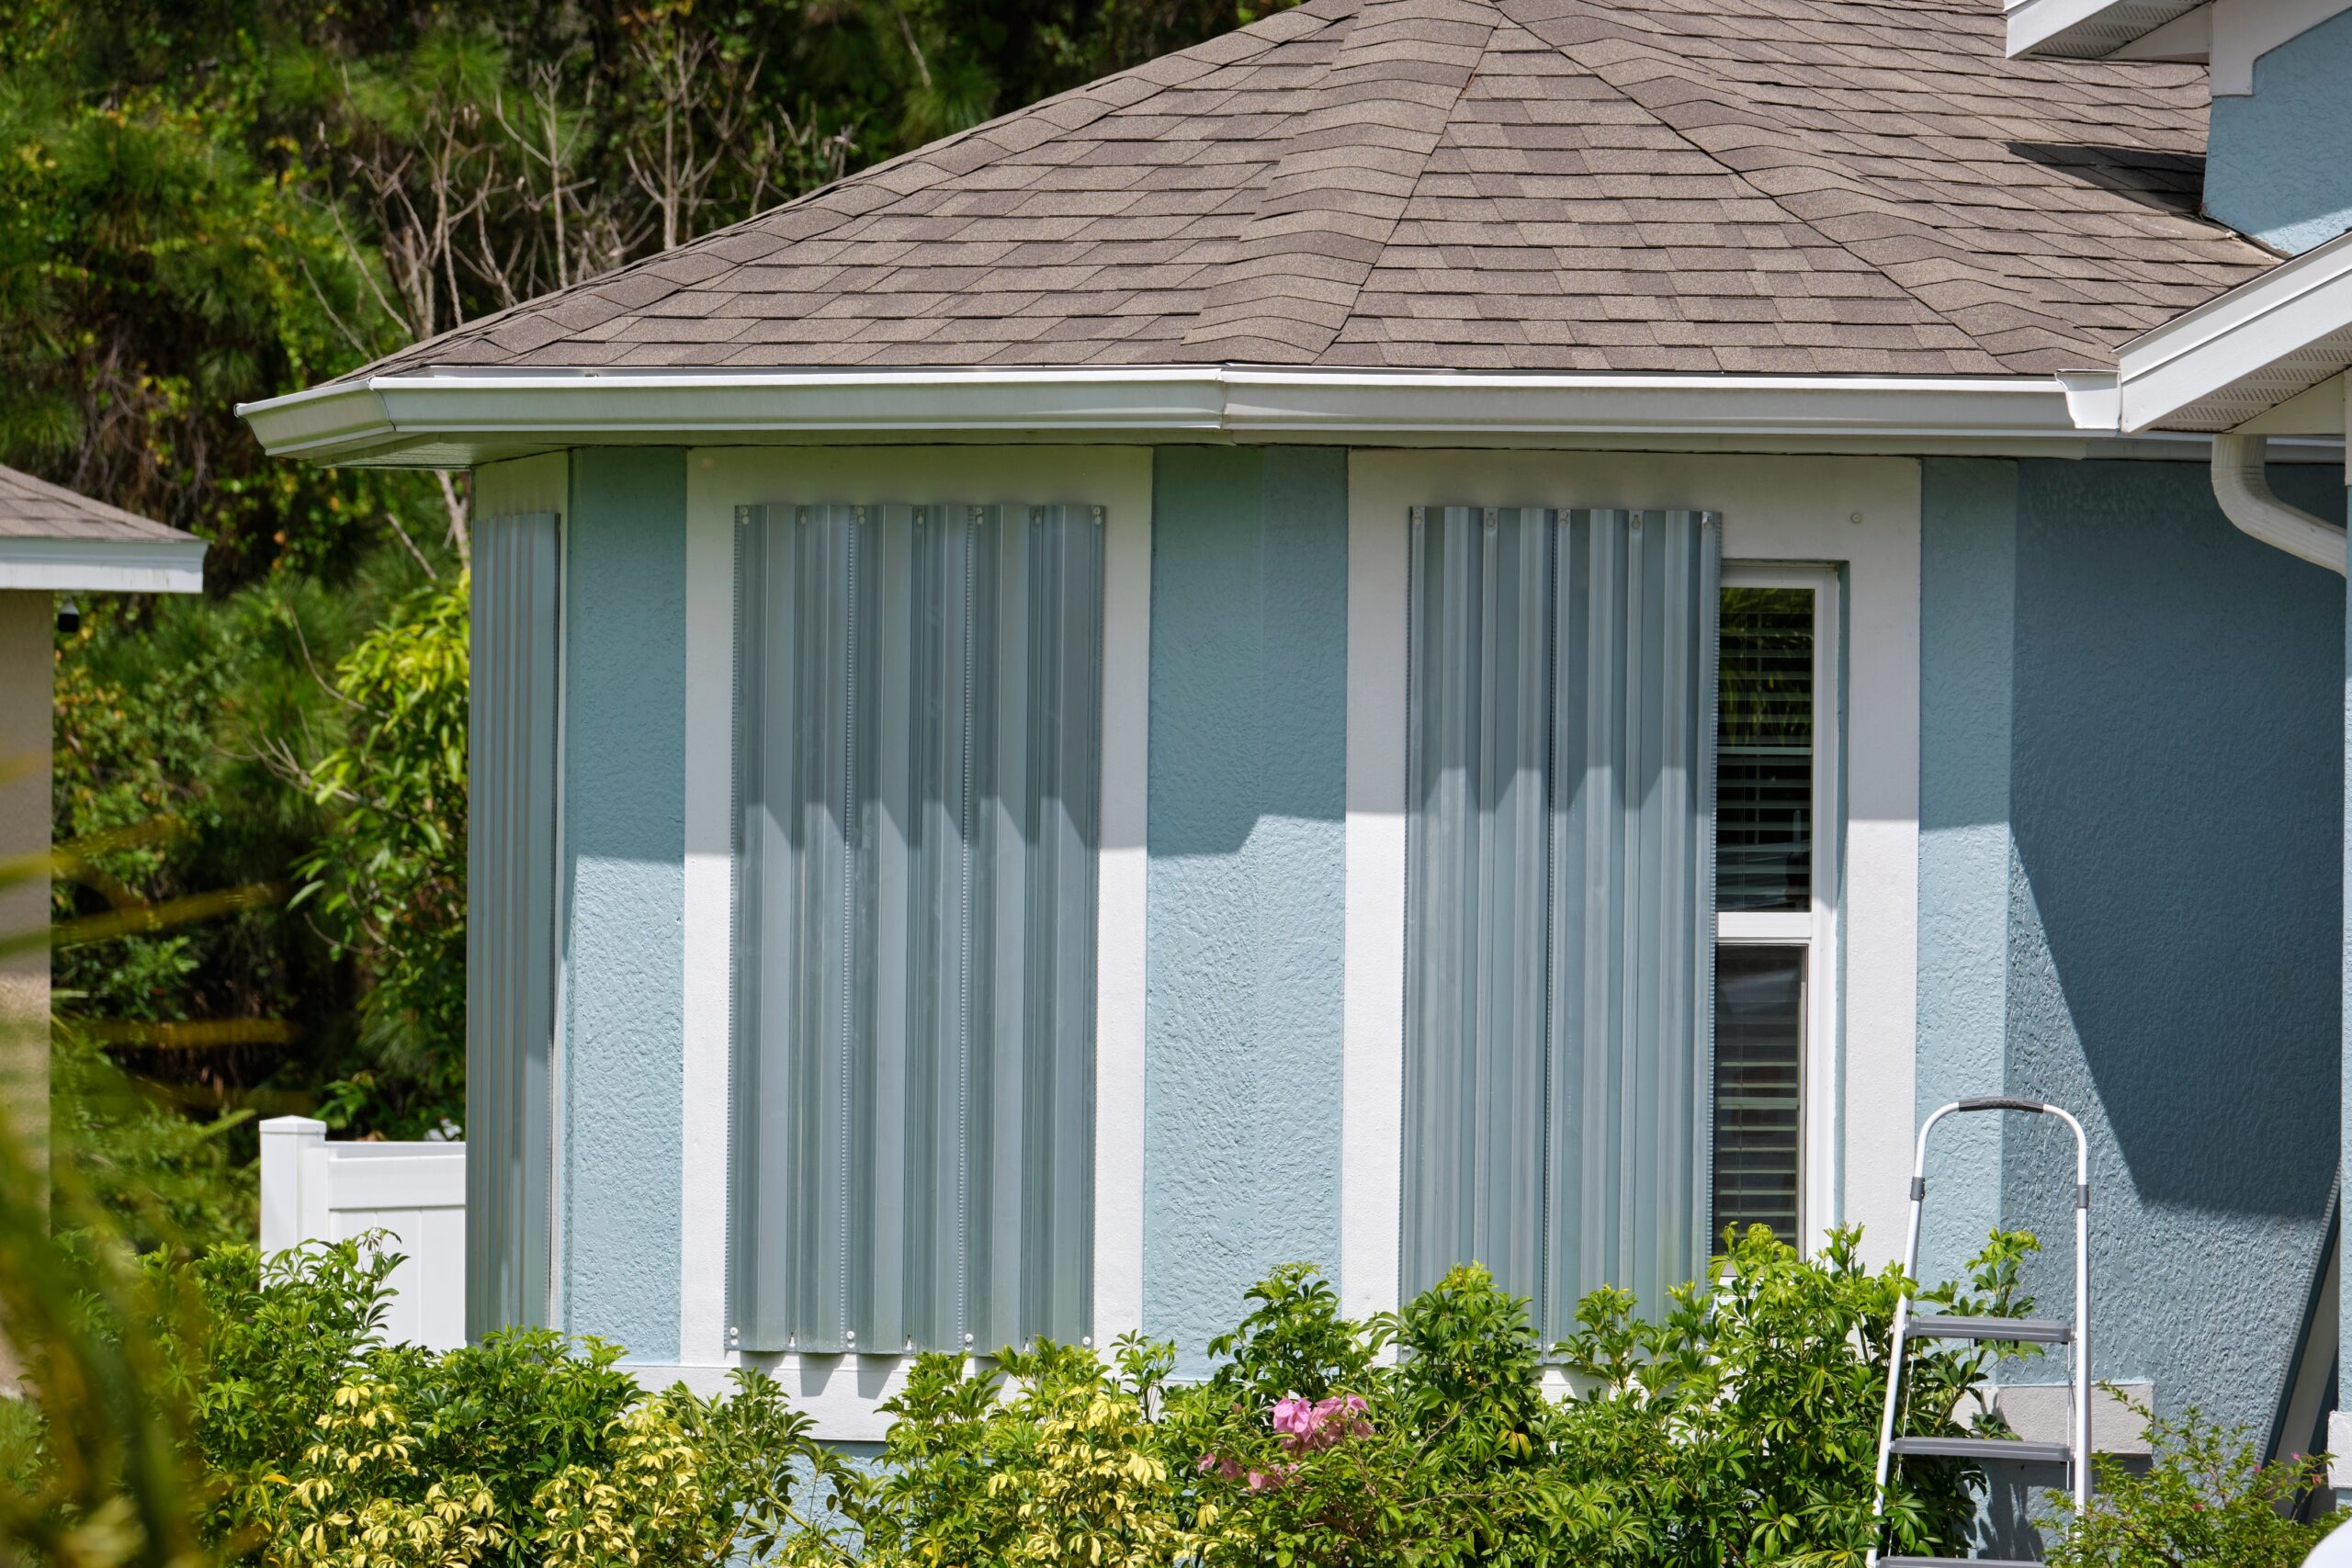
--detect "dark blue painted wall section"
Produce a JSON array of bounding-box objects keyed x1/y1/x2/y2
[
  {"x1": 1145, "y1": 446, "x2": 1349, "y2": 1374},
  {"x1": 1920, "y1": 457, "x2": 2343, "y2": 1440}
]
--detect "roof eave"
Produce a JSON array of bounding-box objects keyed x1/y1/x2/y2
[
  {"x1": 2003, "y1": 0, "x2": 2206, "y2": 59},
  {"x1": 2113, "y1": 228, "x2": 2352, "y2": 433},
  {"x1": 0, "y1": 536, "x2": 207, "y2": 593},
  {"x1": 241, "y1": 367, "x2": 2140, "y2": 466}
]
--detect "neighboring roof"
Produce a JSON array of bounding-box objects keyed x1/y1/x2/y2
[
  {"x1": 331, "y1": 0, "x2": 2272, "y2": 386},
  {"x1": 0, "y1": 465, "x2": 206, "y2": 593}
]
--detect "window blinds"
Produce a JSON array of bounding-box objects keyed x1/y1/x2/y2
[
  {"x1": 1402, "y1": 505, "x2": 1720, "y2": 1337},
  {"x1": 467, "y1": 509, "x2": 561, "y2": 1340},
  {"x1": 1716, "y1": 587, "x2": 1815, "y2": 913},
  {"x1": 732, "y1": 502, "x2": 1104, "y2": 1356}
]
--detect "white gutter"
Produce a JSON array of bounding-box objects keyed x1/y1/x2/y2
[
  {"x1": 2211, "y1": 432, "x2": 2346, "y2": 573},
  {"x1": 0, "y1": 536, "x2": 208, "y2": 593},
  {"x1": 237, "y1": 366, "x2": 2105, "y2": 468}
]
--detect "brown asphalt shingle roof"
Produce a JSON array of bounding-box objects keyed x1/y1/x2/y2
[
  {"x1": 0, "y1": 465, "x2": 192, "y2": 545},
  {"x1": 352, "y1": 0, "x2": 2273, "y2": 380}
]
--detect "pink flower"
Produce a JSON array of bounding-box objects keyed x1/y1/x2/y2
[
  {"x1": 1247, "y1": 1470, "x2": 1278, "y2": 1492},
  {"x1": 1196, "y1": 1452, "x2": 1242, "y2": 1482},
  {"x1": 1270, "y1": 1391, "x2": 1377, "y2": 1456}
]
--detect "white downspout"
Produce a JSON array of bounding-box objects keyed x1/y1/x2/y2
[{"x1": 2211, "y1": 432, "x2": 2347, "y2": 575}]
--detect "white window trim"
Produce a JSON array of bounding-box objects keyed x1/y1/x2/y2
[
  {"x1": 672, "y1": 446, "x2": 1152, "y2": 1438},
  {"x1": 1716, "y1": 560, "x2": 1842, "y2": 1250},
  {"x1": 1344, "y1": 450, "x2": 1920, "y2": 1320}
]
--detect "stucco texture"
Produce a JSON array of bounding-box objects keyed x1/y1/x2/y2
[
  {"x1": 562, "y1": 447, "x2": 687, "y2": 1360},
  {"x1": 2207, "y1": 7, "x2": 2352, "y2": 254},
  {"x1": 1919, "y1": 457, "x2": 2343, "y2": 1439},
  {"x1": 1146, "y1": 446, "x2": 1349, "y2": 1372}
]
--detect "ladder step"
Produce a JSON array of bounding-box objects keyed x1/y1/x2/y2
[
  {"x1": 1905, "y1": 1314, "x2": 2072, "y2": 1345},
  {"x1": 1882, "y1": 1558, "x2": 2045, "y2": 1566},
  {"x1": 1888, "y1": 1436, "x2": 2073, "y2": 1464}
]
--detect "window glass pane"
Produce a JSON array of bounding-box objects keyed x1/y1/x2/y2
[
  {"x1": 1717, "y1": 587, "x2": 1815, "y2": 913},
  {"x1": 1712, "y1": 945, "x2": 1804, "y2": 1242}
]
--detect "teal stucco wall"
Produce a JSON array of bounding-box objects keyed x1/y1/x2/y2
[
  {"x1": 2207, "y1": 7, "x2": 2352, "y2": 254},
  {"x1": 561, "y1": 447, "x2": 687, "y2": 1360},
  {"x1": 1917, "y1": 459, "x2": 2020, "y2": 1292},
  {"x1": 1917, "y1": 457, "x2": 2344, "y2": 1442},
  {"x1": 1145, "y1": 446, "x2": 1349, "y2": 1373}
]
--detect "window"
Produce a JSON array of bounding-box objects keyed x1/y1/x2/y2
[
  {"x1": 730, "y1": 501, "x2": 1103, "y2": 1356},
  {"x1": 1712, "y1": 569, "x2": 1837, "y2": 1247},
  {"x1": 1399, "y1": 504, "x2": 1720, "y2": 1336}
]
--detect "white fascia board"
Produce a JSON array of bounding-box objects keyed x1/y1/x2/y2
[
  {"x1": 240, "y1": 367, "x2": 2098, "y2": 466},
  {"x1": 0, "y1": 536, "x2": 207, "y2": 593},
  {"x1": 2113, "y1": 229, "x2": 2352, "y2": 432},
  {"x1": 2005, "y1": 0, "x2": 2205, "y2": 58}
]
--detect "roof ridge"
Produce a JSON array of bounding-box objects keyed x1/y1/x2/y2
[
  {"x1": 1495, "y1": 0, "x2": 2031, "y2": 371},
  {"x1": 1180, "y1": 0, "x2": 1501, "y2": 360}
]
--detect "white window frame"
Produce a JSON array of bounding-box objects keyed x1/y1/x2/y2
[
  {"x1": 1714, "y1": 561, "x2": 1841, "y2": 1249},
  {"x1": 662, "y1": 446, "x2": 1153, "y2": 1438}
]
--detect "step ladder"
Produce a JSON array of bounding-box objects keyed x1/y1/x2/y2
[{"x1": 1867, "y1": 1096, "x2": 2091, "y2": 1568}]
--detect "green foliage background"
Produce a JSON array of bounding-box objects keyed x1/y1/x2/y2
[{"x1": 2, "y1": 0, "x2": 1295, "y2": 1190}]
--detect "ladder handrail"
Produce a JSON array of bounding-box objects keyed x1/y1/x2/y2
[{"x1": 1866, "y1": 1098, "x2": 2091, "y2": 1567}]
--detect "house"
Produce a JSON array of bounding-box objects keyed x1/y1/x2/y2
[
  {"x1": 0, "y1": 465, "x2": 206, "y2": 1162},
  {"x1": 2002, "y1": 0, "x2": 2352, "y2": 1484},
  {"x1": 240, "y1": 0, "x2": 2349, "y2": 1465}
]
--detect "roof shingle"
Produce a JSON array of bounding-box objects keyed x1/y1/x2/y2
[
  {"x1": 0, "y1": 466, "x2": 192, "y2": 546},
  {"x1": 348, "y1": 0, "x2": 2273, "y2": 380}
]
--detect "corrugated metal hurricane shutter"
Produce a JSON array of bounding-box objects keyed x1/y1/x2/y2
[
  {"x1": 1402, "y1": 505, "x2": 1719, "y2": 1339},
  {"x1": 466, "y1": 510, "x2": 561, "y2": 1340},
  {"x1": 1546, "y1": 508, "x2": 1719, "y2": 1332},
  {"x1": 1401, "y1": 507, "x2": 1555, "y2": 1310},
  {"x1": 734, "y1": 502, "x2": 1102, "y2": 1356}
]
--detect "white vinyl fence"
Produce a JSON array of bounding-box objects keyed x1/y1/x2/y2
[{"x1": 259, "y1": 1115, "x2": 467, "y2": 1349}]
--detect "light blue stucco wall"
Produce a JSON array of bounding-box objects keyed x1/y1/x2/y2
[
  {"x1": 2207, "y1": 7, "x2": 2352, "y2": 254},
  {"x1": 1145, "y1": 446, "x2": 1348, "y2": 1374},
  {"x1": 561, "y1": 447, "x2": 686, "y2": 1360},
  {"x1": 1918, "y1": 457, "x2": 2343, "y2": 1441},
  {"x1": 1917, "y1": 459, "x2": 2019, "y2": 1291}
]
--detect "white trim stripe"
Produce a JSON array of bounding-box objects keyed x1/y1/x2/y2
[
  {"x1": 679, "y1": 461, "x2": 736, "y2": 1368},
  {"x1": 1340, "y1": 460, "x2": 1409, "y2": 1325},
  {"x1": 0, "y1": 536, "x2": 206, "y2": 593}
]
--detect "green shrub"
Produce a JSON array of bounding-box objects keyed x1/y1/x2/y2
[
  {"x1": 147, "y1": 1235, "x2": 844, "y2": 1567},
  {"x1": 796, "y1": 1337, "x2": 1190, "y2": 1568},
  {"x1": 26, "y1": 1220, "x2": 2317, "y2": 1568},
  {"x1": 1550, "y1": 1224, "x2": 2046, "y2": 1566},
  {"x1": 2042, "y1": 1398, "x2": 2333, "y2": 1568},
  {"x1": 1148, "y1": 1227, "x2": 2046, "y2": 1568}
]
